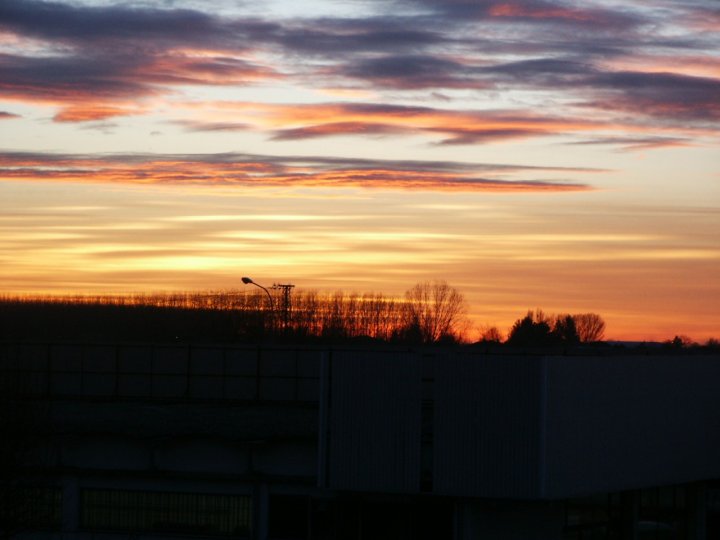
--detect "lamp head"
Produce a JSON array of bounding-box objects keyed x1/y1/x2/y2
[{"x1": 241, "y1": 276, "x2": 253, "y2": 284}]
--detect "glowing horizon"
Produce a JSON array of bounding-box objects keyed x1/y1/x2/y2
[{"x1": 1, "y1": 0, "x2": 719, "y2": 342}]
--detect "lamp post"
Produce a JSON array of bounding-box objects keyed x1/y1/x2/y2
[{"x1": 241, "y1": 277, "x2": 274, "y2": 311}]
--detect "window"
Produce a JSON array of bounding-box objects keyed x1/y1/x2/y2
[
  {"x1": 0, "y1": 486, "x2": 62, "y2": 531},
  {"x1": 639, "y1": 486, "x2": 686, "y2": 539},
  {"x1": 28, "y1": 487, "x2": 63, "y2": 530},
  {"x1": 81, "y1": 489, "x2": 251, "y2": 537},
  {"x1": 565, "y1": 493, "x2": 622, "y2": 540}
]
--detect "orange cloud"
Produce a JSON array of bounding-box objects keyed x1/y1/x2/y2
[
  {"x1": 0, "y1": 152, "x2": 593, "y2": 192},
  {"x1": 182, "y1": 101, "x2": 605, "y2": 144},
  {"x1": 489, "y1": 3, "x2": 594, "y2": 22},
  {"x1": 53, "y1": 104, "x2": 145, "y2": 122},
  {"x1": 566, "y1": 136, "x2": 693, "y2": 152},
  {"x1": 141, "y1": 50, "x2": 279, "y2": 86},
  {"x1": 180, "y1": 100, "x2": 715, "y2": 146}
]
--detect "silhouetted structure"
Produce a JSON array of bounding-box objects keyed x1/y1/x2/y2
[
  {"x1": 271, "y1": 283, "x2": 295, "y2": 329},
  {"x1": 1, "y1": 341, "x2": 719, "y2": 539}
]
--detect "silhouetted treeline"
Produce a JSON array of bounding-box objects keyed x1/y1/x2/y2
[
  {"x1": 504, "y1": 309, "x2": 606, "y2": 347},
  {"x1": 2, "y1": 291, "x2": 716, "y2": 350},
  {"x1": 0, "y1": 282, "x2": 467, "y2": 345},
  {"x1": 663, "y1": 335, "x2": 720, "y2": 351}
]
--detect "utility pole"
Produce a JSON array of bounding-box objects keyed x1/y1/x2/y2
[{"x1": 271, "y1": 283, "x2": 295, "y2": 329}]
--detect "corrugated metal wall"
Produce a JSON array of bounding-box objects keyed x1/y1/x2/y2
[
  {"x1": 544, "y1": 354, "x2": 720, "y2": 498},
  {"x1": 433, "y1": 354, "x2": 545, "y2": 498},
  {"x1": 6, "y1": 341, "x2": 720, "y2": 500},
  {"x1": 325, "y1": 350, "x2": 422, "y2": 493}
]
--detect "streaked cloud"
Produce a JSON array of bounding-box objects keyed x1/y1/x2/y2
[
  {"x1": 0, "y1": 0, "x2": 717, "y2": 139},
  {"x1": 0, "y1": 151, "x2": 595, "y2": 192},
  {"x1": 183, "y1": 101, "x2": 612, "y2": 145},
  {"x1": 0, "y1": 1, "x2": 246, "y2": 50},
  {"x1": 0, "y1": 50, "x2": 277, "y2": 120},
  {"x1": 565, "y1": 136, "x2": 693, "y2": 152},
  {"x1": 585, "y1": 71, "x2": 720, "y2": 122},
  {"x1": 172, "y1": 120, "x2": 251, "y2": 133},
  {"x1": 398, "y1": 0, "x2": 641, "y2": 28},
  {"x1": 337, "y1": 54, "x2": 489, "y2": 90}
]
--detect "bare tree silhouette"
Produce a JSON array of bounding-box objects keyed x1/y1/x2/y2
[
  {"x1": 477, "y1": 325, "x2": 503, "y2": 343},
  {"x1": 402, "y1": 281, "x2": 467, "y2": 344},
  {"x1": 572, "y1": 313, "x2": 606, "y2": 343}
]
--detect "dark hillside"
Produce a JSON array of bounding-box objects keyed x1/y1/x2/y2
[{"x1": 0, "y1": 300, "x2": 251, "y2": 343}]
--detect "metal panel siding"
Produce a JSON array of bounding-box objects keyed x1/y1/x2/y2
[
  {"x1": 82, "y1": 345, "x2": 116, "y2": 373},
  {"x1": 51, "y1": 344, "x2": 82, "y2": 371},
  {"x1": 327, "y1": 350, "x2": 422, "y2": 492},
  {"x1": 224, "y1": 348, "x2": 258, "y2": 376},
  {"x1": 296, "y1": 349, "x2": 321, "y2": 378},
  {"x1": 433, "y1": 354, "x2": 544, "y2": 498},
  {"x1": 7, "y1": 343, "x2": 48, "y2": 371},
  {"x1": 223, "y1": 377, "x2": 256, "y2": 400},
  {"x1": 190, "y1": 347, "x2": 224, "y2": 375},
  {"x1": 118, "y1": 345, "x2": 153, "y2": 373},
  {"x1": 260, "y1": 349, "x2": 297, "y2": 377},
  {"x1": 544, "y1": 354, "x2": 720, "y2": 498},
  {"x1": 2, "y1": 344, "x2": 50, "y2": 396},
  {"x1": 188, "y1": 375, "x2": 224, "y2": 399},
  {"x1": 153, "y1": 346, "x2": 188, "y2": 374}
]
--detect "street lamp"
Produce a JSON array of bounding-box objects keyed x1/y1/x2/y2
[{"x1": 241, "y1": 276, "x2": 274, "y2": 311}]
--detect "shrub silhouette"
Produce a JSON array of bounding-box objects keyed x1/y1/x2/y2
[{"x1": 506, "y1": 310, "x2": 606, "y2": 347}]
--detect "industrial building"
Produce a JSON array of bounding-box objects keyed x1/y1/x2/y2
[{"x1": 1, "y1": 342, "x2": 719, "y2": 539}]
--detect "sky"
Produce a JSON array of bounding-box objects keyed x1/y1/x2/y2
[{"x1": 1, "y1": 0, "x2": 719, "y2": 341}]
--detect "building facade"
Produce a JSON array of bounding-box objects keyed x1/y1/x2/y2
[{"x1": 1, "y1": 342, "x2": 719, "y2": 539}]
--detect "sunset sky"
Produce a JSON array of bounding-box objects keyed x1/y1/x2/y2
[{"x1": 1, "y1": 0, "x2": 719, "y2": 341}]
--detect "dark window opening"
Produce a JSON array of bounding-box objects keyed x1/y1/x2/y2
[
  {"x1": 269, "y1": 495, "x2": 308, "y2": 540},
  {"x1": 0, "y1": 486, "x2": 62, "y2": 532},
  {"x1": 81, "y1": 489, "x2": 251, "y2": 537}
]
